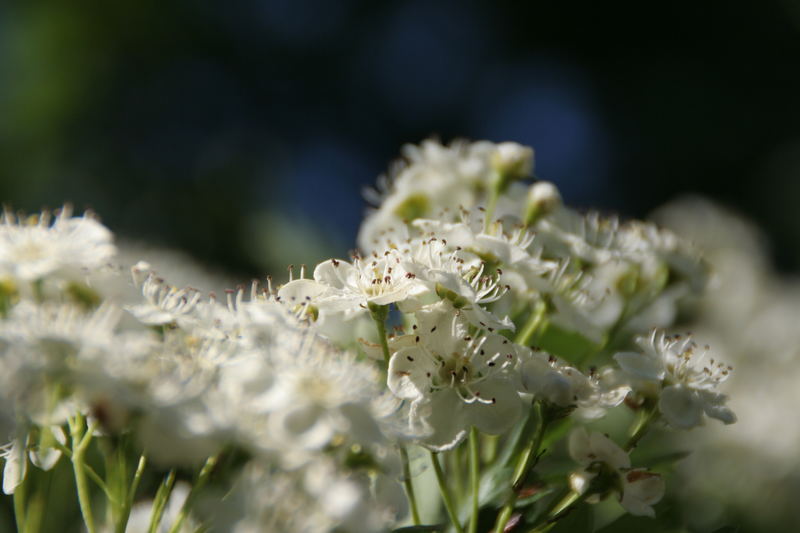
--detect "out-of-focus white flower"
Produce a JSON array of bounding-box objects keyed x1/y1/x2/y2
[
  {"x1": 0, "y1": 425, "x2": 65, "y2": 495},
  {"x1": 0, "y1": 301, "x2": 127, "y2": 429},
  {"x1": 411, "y1": 212, "x2": 555, "y2": 298},
  {"x1": 234, "y1": 302, "x2": 384, "y2": 465},
  {"x1": 358, "y1": 139, "x2": 522, "y2": 252},
  {"x1": 652, "y1": 197, "x2": 800, "y2": 528},
  {"x1": 1, "y1": 435, "x2": 27, "y2": 495},
  {"x1": 126, "y1": 262, "x2": 204, "y2": 327},
  {"x1": 214, "y1": 458, "x2": 399, "y2": 533},
  {"x1": 568, "y1": 427, "x2": 665, "y2": 517},
  {"x1": 0, "y1": 206, "x2": 115, "y2": 283},
  {"x1": 614, "y1": 330, "x2": 736, "y2": 429}
]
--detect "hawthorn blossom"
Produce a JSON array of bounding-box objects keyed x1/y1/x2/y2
[
  {"x1": 568, "y1": 427, "x2": 665, "y2": 517},
  {"x1": 0, "y1": 206, "x2": 115, "y2": 283},
  {"x1": 358, "y1": 139, "x2": 533, "y2": 252},
  {"x1": 519, "y1": 349, "x2": 628, "y2": 417},
  {"x1": 126, "y1": 262, "x2": 204, "y2": 327},
  {"x1": 1, "y1": 425, "x2": 66, "y2": 495},
  {"x1": 387, "y1": 303, "x2": 522, "y2": 450},
  {"x1": 278, "y1": 252, "x2": 429, "y2": 320},
  {"x1": 614, "y1": 330, "x2": 736, "y2": 429},
  {"x1": 402, "y1": 236, "x2": 514, "y2": 331}
]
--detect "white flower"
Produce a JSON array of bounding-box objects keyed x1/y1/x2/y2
[
  {"x1": 0, "y1": 301, "x2": 127, "y2": 427},
  {"x1": 216, "y1": 458, "x2": 399, "y2": 533},
  {"x1": 1, "y1": 435, "x2": 27, "y2": 495},
  {"x1": 537, "y1": 261, "x2": 623, "y2": 345},
  {"x1": 568, "y1": 427, "x2": 665, "y2": 517},
  {"x1": 236, "y1": 312, "x2": 383, "y2": 465},
  {"x1": 386, "y1": 304, "x2": 522, "y2": 450},
  {"x1": 0, "y1": 206, "x2": 115, "y2": 283},
  {"x1": 0, "y1": 425, "x2": 64, "y2": 495},
  {"x1": 279, "y1": 253, "x2": 429, "y2": 320},
  {"x1": 614, "y1": 330, "x2": 736, "y2": 429},
  {"x1": 519, "y1": 350, "x2": 628, "y2": 417},
  {"x1": 358, "y1": 139, "x2": 521, "y2": 252},
  {"x1": 400, "y1": 236, "x2": 513, "y2": 331},
  {"x1": 126, "y1": 262, "x2": 204, "y2": 327}
]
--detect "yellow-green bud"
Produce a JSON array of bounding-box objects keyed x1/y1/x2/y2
[
  {"x1": 491, "y1": 142, "x2": 534, "y2": 193},
  {"x1": 524, "y1": 181, "x2": 562, "y2": 226},
  {"x1": 393, "y1": 193, "x2": 430, "y2": 222}
]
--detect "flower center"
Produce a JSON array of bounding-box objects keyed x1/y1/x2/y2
[{"x1": 437, "y1": 353, "x2": 473, "y2": 386}]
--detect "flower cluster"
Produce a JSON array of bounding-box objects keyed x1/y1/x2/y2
[{"x1": 0, "y1": 140, "x2": 737, "y2": 533}]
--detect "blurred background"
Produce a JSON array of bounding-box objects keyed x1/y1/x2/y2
[
  {"x1": 2, "y1": 2, "x2": 800, "y2": 531},
  {"x1": 3, "y1": 0, "x2": 800, "y2": 279}
]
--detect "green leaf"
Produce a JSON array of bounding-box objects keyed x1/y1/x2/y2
[
  {"x1": 536, "y1": 321, "x2": 604, "y2": 363},
  {"x1": 391, "y1": 525, "x2": 445, "y2": 532},
  {"x1": 517, "y1": 485, "x2": 556, "y2": 507},
  {"x1": 637, "y1": 450, "x2": 692, "y2": 469}
]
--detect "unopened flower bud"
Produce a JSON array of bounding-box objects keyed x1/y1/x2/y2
[
  {"x1": 491, "y1": 142, "x2": 534, "y2": 192},
  {"x1": 524, "y1": 181, "x2": 562, "y2": 226}
]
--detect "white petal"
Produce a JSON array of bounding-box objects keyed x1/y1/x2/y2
[
  {"x1": 588, "y1": 431, "x2": 630, "y2": 470},
  {"x1": 465, "y1": 378, "x2": 523, "y2": 435},
  {"x1": 387, "y1": 347, "x2": 436, "y2": 400},
  {"x1": 414, "y1": 392, "x2": 468, "y2": 451},
  {"x1": 270, "y1": 404, "x2": 334, "y2": 451},
  {"x1": 313, "y1": 259, "x2": 356, "y2": 290},
  {"x1": 659, "y1": 385, "x2": 704, "y2": 429},
  {"x1": 29, "y1": 426, "x2": 66, "y2": 471},
  {"x1": 277, "y1": 278, "x2": 328, "y2": 303},
  {"x1": 3, "y1": 437, "x2": 28, "y2": 495},
  {"x1": 463, "y1": 305, "x2": 514, "y2": 332},
  {"x1": 473, "y1": 334, "x2": 519, "y2": 375},
  {"x1": 614, "y1": 352, "x2": 664, "y2": 382},
  {"x1": 699, "y1": 390, "x2": 737, "y2": 425},
  {"x1": 620, "y1": 470, "x2": 665, "y2": 517},
  {"x1": 522, "y1": 358, "x2": 579, "y2": 406},
  {"x1": 315, "y1": 294, "x2": 365, "y2": 314},
  {"x1": 567, "y1": 427, "x2": 593, "y2": 465}
]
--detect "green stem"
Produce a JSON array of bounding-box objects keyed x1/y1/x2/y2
[
  {"x1": 167, "y1": 454, "x2": 219, "y2": 533},
  {"x1": 625, "y1": 405, "x2": 660, "y2": 451},
  {"x1": 13, "y1": 473, "x2": 26, "y2": 533},
  {"x1": 451, "y1": 446, "x2": 464, "y2": 507},
  {"x1": 116, "y1": 454, "x2": 147, "y2": 533},
  {"x1": 368, "y1": 303, "x2": 391, "y2": 367},
  {"x1": 430, "y1": 451, "x2": 465, "y2": 533},
  {"x1": 69, "y1": 415, "x2": 99, "y2": 533},
  {"x1": 468, "y1": 428, "x2": 480, "y2": 533},
  {"x1": 511, "y1": 403, "x2": 547, "y2": 491},
  {"x1": 484, "y1": 189, "x2": 500, "y2": 232},
  {"x1": 482, "y1": 434, "x2": 499, "y2": 465},
  {"x1": 528, "y1": 489, "x2": 588, "y2": 533},
  {"x1": 24, "y1": 484, "x2": 44, "y2": 533},
  {"x1": 399, "y1": 446, "x2": 421, "y2": 525},
  {"x1": 103, "y1": 440, "x2": 124, "y2": 527},
  {"x1": 514, "y1": 301, "x2": 547, "y2": 347},
  {"x1": 148, "y1": 469, "x2": 176, "y2": 533},
  {"x1": 494, "y1": 402, "x2": 548, "y2": 533},
  {"x1": 52, "y1": 439, "x2": 114, "y2": 500}
]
